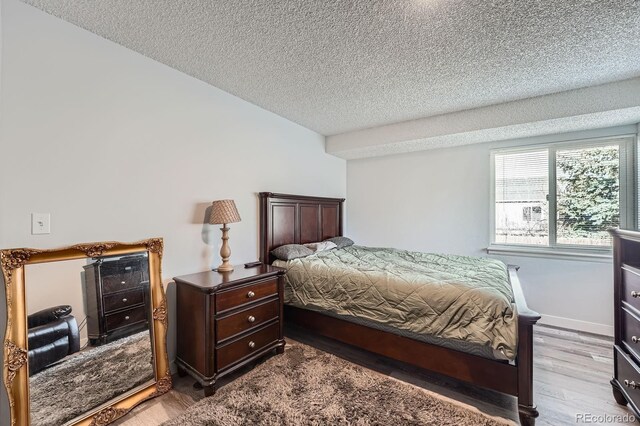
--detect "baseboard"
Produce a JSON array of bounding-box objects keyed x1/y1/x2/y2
[{"x1": 537, "y1": 314, "x2": 613, "y2": 337}]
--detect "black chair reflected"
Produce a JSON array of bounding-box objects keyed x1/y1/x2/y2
[{"x1": 27, "y1": 305, "x2": 80, "y2": 376}]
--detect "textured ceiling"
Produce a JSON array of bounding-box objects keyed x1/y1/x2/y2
[{"x1": 20, "y1": 0, "x2": 640, "y2": 136}]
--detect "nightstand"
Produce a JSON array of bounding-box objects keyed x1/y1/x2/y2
[{"x1": 174, "y1": 264, "x2": 285, "y2": 396}]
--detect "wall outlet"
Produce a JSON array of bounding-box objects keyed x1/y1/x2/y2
[{"x1": 31, "y1": 213, "x2": 51, "y2": 235}]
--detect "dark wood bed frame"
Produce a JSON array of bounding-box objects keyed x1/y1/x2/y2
[{"x1": 259, "y1": 192, "x2": 541, "y2": 425}]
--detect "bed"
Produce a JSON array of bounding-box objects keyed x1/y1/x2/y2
[{"x1": 259, "y1": 192, "x2": 540, "y2": 426}]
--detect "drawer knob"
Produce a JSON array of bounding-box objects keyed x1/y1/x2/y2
[
  {"x1": 248, "y1": 341, "x2": 256, "y2": 349},
  {"x1": 122, "y1": 298, "x2": 128, "y2": 303},
  {"x1": 247, "y1": 315, "x2": 256, "y2": 323},
  {"x1": 632, "y1": 291, "x2": 640, "y2": 298},
  {"x1": 247, "y1": 291, "x2": 255, "y2": 298},
  {"x1": 633, "y1": 336, "x2": 639, "y2": 344},
  {"x1": 625, "y1": 379, "x2": 639, "y2": 389},
  {"x1": 125, "y1": 316, "x2": 130, "y2": 320},
  {"x1": 121, "y1": 281, "x2": 126, "y2": 285}
]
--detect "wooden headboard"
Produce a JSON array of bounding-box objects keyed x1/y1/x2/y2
[{"x1": 259, "y1": 192, "x2": 345, "y2": 264}]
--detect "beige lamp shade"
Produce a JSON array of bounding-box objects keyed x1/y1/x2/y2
[{"x1": 209, "y1": 199, "x2": 241, "y2": 225}]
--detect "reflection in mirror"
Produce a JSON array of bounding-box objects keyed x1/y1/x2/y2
[{"x1": 25, "y1": 252, "x2": 155, "y2": 426}]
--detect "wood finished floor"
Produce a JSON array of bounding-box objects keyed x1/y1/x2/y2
[{"x1": 116, "y1": 325, "x2": 631, "y2": 426}]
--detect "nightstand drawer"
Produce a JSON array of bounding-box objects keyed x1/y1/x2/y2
[
  {"x1": 102, "y1": 273, "x2": 146, "y2": 294},
  {"x1": 623, "y1": 308, "x2": 640, "y2": 358},
  {"x1": 216, "y1": 278, "x2": 278, "y2": 313},
  {"x1": 105, "y1": 306, "x2": 146, "y2": 331},
  {"x1": 616, "y1": 346, "x2": 640, "y2": 408},
  {"x1": 103, "y1": 288, "x2": 144, "y2": 313},
  {"x1": 216, "y1": 298, "x2": 279, "y2": 342},
  {"x1": 623, "y1": 266, "x2": 640, "y2": 314},
  {"x1": 216, "y1": 322, "x2": 279, "y2": 371}
]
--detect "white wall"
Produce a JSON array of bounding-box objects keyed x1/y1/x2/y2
[
  {"x1": 0, "y1": 0, "x2": 345, "y2": 417},
  {"x1": 347, "y1": 126, "x2": 638, "y2": 336}
]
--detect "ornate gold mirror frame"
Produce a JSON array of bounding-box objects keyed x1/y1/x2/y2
[{"x1": 1, "y1": 238, "x2": 172, "y2": 426}]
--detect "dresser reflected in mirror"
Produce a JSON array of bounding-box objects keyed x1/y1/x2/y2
[
  {"x1": 25, "y1": 253, "x2": 155, "y2": 426},
  {"x1": 1, "y1": 239, "x2": 171, "y2": 426}
]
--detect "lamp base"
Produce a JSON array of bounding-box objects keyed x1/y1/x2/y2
[
  {"x1": 216, "y1": 226, "x2": 234, "y2": 273},
  {"x1": 216, "y1": 263, "x2": 234, "y2": 272}
]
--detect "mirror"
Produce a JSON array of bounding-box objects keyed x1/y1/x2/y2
[
  {"x1": 1, "y1": 239, "x2": 171, "y2": 426},
  {"x1": 26, "y1": 254, "x2": 155, "y2": 425}
]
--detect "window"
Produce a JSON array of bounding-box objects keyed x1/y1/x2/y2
[{"x1": 491, "y1": 136, "x2": 635, "y2": 255}]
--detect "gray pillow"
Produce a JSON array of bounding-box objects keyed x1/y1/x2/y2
[
  {"x1": 324, "y1": 236, "x2": 354, "y2": 249},
  {"x1": 271, "y1": 244, "x2": 314, "y2": 261}
]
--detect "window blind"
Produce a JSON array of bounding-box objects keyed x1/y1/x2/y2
[{"x1": 494, "y1": 150, "x2": 549, "y2": 245}]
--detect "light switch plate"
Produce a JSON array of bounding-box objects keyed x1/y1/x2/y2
[{"x1": 31, "y1": 213, "x2": 51, "y2": 235}]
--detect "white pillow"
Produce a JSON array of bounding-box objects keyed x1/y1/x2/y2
[{"x1": 304, "y1": 241, "x2": 338, "y2": 253}]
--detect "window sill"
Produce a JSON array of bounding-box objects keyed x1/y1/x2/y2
[{"x1": 486, "y1": 245, "x2": 612, "y2": 263}]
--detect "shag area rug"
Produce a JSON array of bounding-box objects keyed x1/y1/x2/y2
[
  {"x1": 163, "y1": 343, "x2": 512, "y2": 426},
  {"x1": 30, "y1": 331, "x2": 154, "y2": 426}
]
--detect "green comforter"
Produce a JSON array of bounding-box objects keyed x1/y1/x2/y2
[{"x1": 274, "y1": 246, "x2": 517, "y2": 360}]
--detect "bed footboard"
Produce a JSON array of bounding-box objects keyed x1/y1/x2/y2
[{"x1": 509, "y1": 266, "x2": 541, "y2": 426}]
